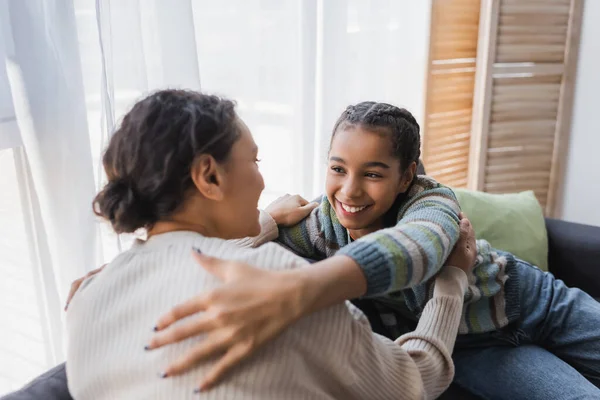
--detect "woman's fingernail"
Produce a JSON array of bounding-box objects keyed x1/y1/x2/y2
[
  {"x1": 153, "y1": 325, "x2": 158, "y2": 332},
  {"x1": 159, "y1": 371, "x2": 168, "y2": 379},
  {"x1": 144, "y1": 345, "x2": 150, "y2": 351},
  {"x1": 193, "y1": 387, "x2": 202, "y2": 394},
  {"x1": 192, "y1": 247, "x2": 202, "y2": 254}
]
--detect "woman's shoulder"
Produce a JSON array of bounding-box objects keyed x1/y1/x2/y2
[{"x1": 241, "y1": 242, "x2": 309, "y2": 271}]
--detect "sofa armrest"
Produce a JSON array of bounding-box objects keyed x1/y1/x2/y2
[
  {"x1": 545, "y1": 218, "x2": 600, "y2": 299},
  {"x1": 0, "y1": 362, "x2": 71, "y2": 400}
]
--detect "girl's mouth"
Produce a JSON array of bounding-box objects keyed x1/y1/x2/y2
[{"x1": 336, "y1": 199, "x2": 372, "y2": 216}]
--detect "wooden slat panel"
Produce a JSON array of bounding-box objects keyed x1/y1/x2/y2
[
  {"x1": 492, "y1": 100, "x2": 559, "y2": 112},
  {"x1": 426, "y1": 133, "x2": 472, "y2": 151},
  {"x1": 486, "y1": 158, "x2": 553, "y2": 174},
  {"x1": 494, "y1": 74, "x2": 563, "y2": 85},
  {"x1": 487, "y1": 142, "x2": 556, "y2": 156},
  {"x1": 499, "y1": 14, "x2": 570, "y2": 26},
  {"x1": 486, "y1": 170, "x2": 550, "y2": 183},
  {"x1": 427, "y1": 125, "x2": 472, "y2": 140},
  {"x1": 498, "y1": 34, "x2": 567, "y2": 45},
  {"x1": 498, "y1": 25, "x2": 568, "y2": 35},
  {"x1": 428, "y1": 145, "x2": 470, "y2": 162},
  {"x1": 428, "y1": 113, "x2": 472, "y2": 129},
  {"x1": 502, "y1": 0, "x2": 570, "y2": 4},
  {"x1": 493, "y1": 83, "x2": 561, "y2": 101},
  {"x1": 484, "y1": 179, "x2": 549, "y2": 192},
  {"x1": 428, "y1": 102, "x2": 474, "y2": 115},
  {"x1": 491, "y1": 95, "x2": 559, "y2": 121},
  {"x1": 426, "y1": 155, "x2": 471, "y2": 172},
  {"x1": 469, "y1": 0, "x2": 580, "y2": 216},
  {"x1": 428, "y1": 138, "x2": 471, "y2": 154},
  {"x1": 492, "y1": 110, "x2": 558, "y2": 123},
  {"x1": 489, "y1": 120, "x2": 557, "y2": 135},
  {"x1": 500, "y1": 4, "x2": 571, "y2": 15},
  {"x1": 431, "y1": 81, "x2": 477, "y2": 94},
  {"x1": 432, "y1": 169, "x2": 470, "y2": 185},
  {"x1": 488, "y1": 135, "x2": 555, "y2": 149},
  {"x1": 422, "y1": 0, "x2": 481, "y2": 189},
  {"x1": 496, "y1": 44, "x2": 565, "y2": 63}
]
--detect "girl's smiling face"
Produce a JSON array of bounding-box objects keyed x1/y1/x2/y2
[{"x1": 326, "y1": 125, "x2": 414, "y2": 239}]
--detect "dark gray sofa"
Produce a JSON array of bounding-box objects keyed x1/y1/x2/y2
[{"x1": 3, "y1": 217, "x2": 599, "y2": 400}]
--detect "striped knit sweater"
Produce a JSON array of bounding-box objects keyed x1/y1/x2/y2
[
  {"x1": 276, "y1": 176, "x2": 520, "y2": 334},
  {"x1": 66, "y1": 224, "x2": 468, "y2": 400}
]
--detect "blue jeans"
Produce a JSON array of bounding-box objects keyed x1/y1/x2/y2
[{"x1": 452, "y1": 259, "x2": 600, "y2": 399}]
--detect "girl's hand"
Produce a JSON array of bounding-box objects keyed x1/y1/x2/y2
[
  {"x1": 147, "y1": 250, "x2": 306, "y2": 392},
  {"x1": 265, "y1": 194, "x2": 318, "y2": 226},
  {"x1": 444, "y1": 212, "x2": 477, "y2": 274},
  {"x1": 64, "y1": 265, "x2": 106, "y2": 310}
]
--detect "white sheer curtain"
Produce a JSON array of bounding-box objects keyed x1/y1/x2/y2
[{"x1": 0, "y1": 0, "x2": 431, "y2": 394}]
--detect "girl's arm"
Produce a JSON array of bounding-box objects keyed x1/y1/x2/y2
[
  {"x1": 338, "y1": 184, "x2": 461, "y2": 295},
  {"x1": 344, "y1": 266, "x2": 468, "y2": 400},
  {"x1": 276, "y1": 183, "x2": 462, "y2": 296}
]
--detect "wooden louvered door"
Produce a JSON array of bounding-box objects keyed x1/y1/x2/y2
[
  {"x1": 421, "y1": 0, "x2": 482, "y2": 188},
  {"x1": 422, "y1": 0, "x2": 583, "y2": 217},
  {"x1": 468, "y1": 0, "x2": 583, "y2": 216}
]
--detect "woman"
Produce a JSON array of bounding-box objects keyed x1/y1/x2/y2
[{"x1": 66, "y1": 89, "x2": 475, "y2": 399}]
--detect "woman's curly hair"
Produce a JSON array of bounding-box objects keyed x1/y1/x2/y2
[{"x1": 93, "y1": 89, "x2": 240, "y2": 233}]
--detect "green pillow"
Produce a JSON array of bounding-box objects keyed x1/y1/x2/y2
[{"x1": 453, "y1": 188, "x2": 548, "y2": 271}]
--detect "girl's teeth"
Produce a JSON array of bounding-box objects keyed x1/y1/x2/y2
[{"x1": 341, "y1": 203, "x2": 366, "y2": 213}]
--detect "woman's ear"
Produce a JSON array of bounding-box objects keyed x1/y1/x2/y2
[
  {"x1": 399, "y1": 161, "x2": 417, "y2": 193},
  {"x1": 190, "y1": 154, "x2": 225, "y2": 201}
]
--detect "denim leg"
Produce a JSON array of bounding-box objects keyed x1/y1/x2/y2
[
  {"x1": 516, "y1": 260, "x2": 600, "y2": 388},
  {"x1": 452, "y1": 344, "x2": 600, "y2": 400},
  {"x1": 451, "y1": 259, "x2": 600, "y2": 399}
]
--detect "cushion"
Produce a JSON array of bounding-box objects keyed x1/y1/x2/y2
[{"x1": 453, "y1": 188, "x2": 548, "y2": 271}]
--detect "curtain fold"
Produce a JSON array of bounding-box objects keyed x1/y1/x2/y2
[{"x1": 4, "y1": 0, "x2": 97, "y2": 305}]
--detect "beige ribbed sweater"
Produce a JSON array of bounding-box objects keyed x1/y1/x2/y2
[{"x1": 66, "y1": 213, "x2": 467, "y2": 400}]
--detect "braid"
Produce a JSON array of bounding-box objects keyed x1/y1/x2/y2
[{"x1": 330, "y1": 101, "x2": 421, "y2": 172}]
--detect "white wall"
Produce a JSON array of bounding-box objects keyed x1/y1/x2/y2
[{"x1": 560, "y1": 0, "x2": 600, "y2": 226}]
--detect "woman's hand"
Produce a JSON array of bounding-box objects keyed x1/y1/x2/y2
[
  {"x1": 265, "y1": 194, "x2": 318, "y2": 226},
  {"x1": 444, "y1": 212, "x2": 477, "y2": 274},
  {"x1": 64, "y1": 265, "x2": 106, "y2": 310},
  {"x1": 147, "y1": 250, "x2": 306, "y2": 392}
]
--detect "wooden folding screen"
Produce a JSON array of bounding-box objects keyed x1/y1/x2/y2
[
  {"x1": 422, "y1": 0, "x2": 482, "y2": 189},
  {"x1": 422, "y1": 0, "x2": 583, "y2": 217}
]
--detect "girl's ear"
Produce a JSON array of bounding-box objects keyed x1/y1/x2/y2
[
  {"x1": 190, "y1": 154, "x2": 225, "y2": 201},
  {"x1": 399, "y1": 161, "x2": 417, "y2": 193}
]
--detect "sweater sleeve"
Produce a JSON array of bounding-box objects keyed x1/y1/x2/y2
[
  {"x1": 394, "y1": 266, "x2": 468, "y2": 399},
  {"x1": 229, "y1": 210, "x2": 279, "y2": 249},
  {"x1": 344, "y1": 266, "x2": 468, "y2": 400},
  {"x1": 275, "y1": 198, "x2": 339, "y2": 261},
  {"x1": 338, "y1": 185, "x2": 461, "y2": 296}
]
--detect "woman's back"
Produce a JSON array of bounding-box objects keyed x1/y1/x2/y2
[{"x1": 66, "y1": 231, "x2": 428, "y2": 399}]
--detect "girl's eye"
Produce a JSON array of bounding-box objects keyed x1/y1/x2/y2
[
  {"x1": 330, "y1": 166, "x2": 344, "y2": 174},
  {"x1": 365, "y1": 173, "x2": 382, "y2": 179}
]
